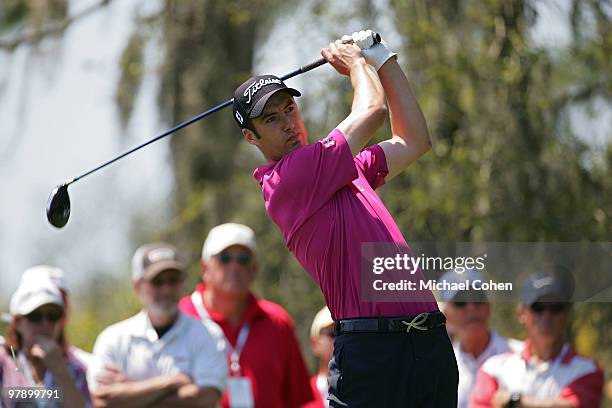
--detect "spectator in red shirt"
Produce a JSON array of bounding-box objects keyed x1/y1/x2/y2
[
  {"x1": 179, "y1": 223, "x2": 315, "y2": 408},
  {"x1": 470, "y1": 271, "x2": 604, "y2": 407}
]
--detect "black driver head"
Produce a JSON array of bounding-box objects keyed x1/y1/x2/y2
[{"x1": 46, "y1": 184, "x2": 71, "y2": 228}]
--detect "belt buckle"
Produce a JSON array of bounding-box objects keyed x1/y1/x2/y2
[{"x1": 400, "y1": 312, "x2": 429, "y2": 333}]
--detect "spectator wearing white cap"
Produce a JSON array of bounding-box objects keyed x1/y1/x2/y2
[
  {"x1": 471, "y1": 271, "x2": 604, "y2": 407},
  {"x1": 179, "y1": 223, "x2": 315, "y2": 408},
  {"x1": 88, "y1": 243, "x2": 227, "y2": 408},
  {"x1": 438, "y1": 269, "x2": 522, "y2": 408},
  {"x1": 305, "y1": 306, "x2": 335, "y2": 408},
  {"x1": 0, "y1": 274, "x2": 91, "y2": 407},
  {"x1": 20, "y1": 265, "x2": 93, "y2": 369}
]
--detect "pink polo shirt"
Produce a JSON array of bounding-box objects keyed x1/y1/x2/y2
[{"x1": 253, "y1": 129, "x2": 438, "y2": 320}]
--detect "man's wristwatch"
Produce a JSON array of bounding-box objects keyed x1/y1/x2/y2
[{"x1": 506, "y1": 392, "x2": 521, "y2": 407}]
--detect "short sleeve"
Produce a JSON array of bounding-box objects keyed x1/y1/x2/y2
[
  {"x1": 354, "y1": 144, "x2": 389, "y2": 190},
  {"x1": 67, "y1": 359, "x2": 93, "y2": 407},
  {"x1": 265, "y1": 129, "x2": 358, "y2": 235},
  {"x1": 88, "y1": 328, "x2": 118, "y2": 391},
  {"x1": 559, "y1": 369, "x2": 604, "y2": 408},
  {"x1": 191, "y1": 320, "x2": 228, "y2": 391},
  {"x1": 468, "y1": 366, "x2": 499, "y2": 408}
]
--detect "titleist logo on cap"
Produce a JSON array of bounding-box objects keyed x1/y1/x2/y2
[{"x1": 244, "y1": 77, "x2": 282, "y2": 104}]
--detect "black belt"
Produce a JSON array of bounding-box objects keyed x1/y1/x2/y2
[{"x1": 335, "y1": 311, "x2": 446, "y2": 334}]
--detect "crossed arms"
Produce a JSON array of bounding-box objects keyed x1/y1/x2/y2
[{"x1": 91, "y1": 366, "x2": 220, "y2": 408}]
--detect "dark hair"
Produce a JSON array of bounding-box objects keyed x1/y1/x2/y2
[{"x1": 245, "y1": 120, "x2": 261, "y2": 139}]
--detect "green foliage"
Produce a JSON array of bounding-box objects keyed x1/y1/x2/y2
[
  {"x1": 66, "y1": 274, "x2": 141, "y2": 352},
  {"x1": 116, "y1": 32, "x2": 144, "y2": 128},
  {"x1": 0, "y1": 0, "x2": 29, "y2": 30}
]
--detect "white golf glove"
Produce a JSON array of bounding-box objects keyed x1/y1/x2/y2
[{"x1": 350, "y1": 29, "x2": 397, "y2": 71}]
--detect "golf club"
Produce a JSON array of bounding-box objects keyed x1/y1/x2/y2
[{"x1": 46, "y1": 32, "x2": 381, "y2": 228}]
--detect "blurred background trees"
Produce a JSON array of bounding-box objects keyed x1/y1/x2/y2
[{"x1": 1, "y1": 0, "x2": 610, "y2": 401}]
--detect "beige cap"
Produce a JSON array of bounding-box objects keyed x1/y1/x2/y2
[
  {"x1": 132, "y1": 243, "x2": 185, "y2": 281},
  {"x1": 310, "y1": 306, "x2": 334, "y2": 338},
  {"x1": 10, "y1": 275, "x2": 64, "y2": 316},
  {"x1": 201, "y1": 223, "x2": 256, "y2": 261}
]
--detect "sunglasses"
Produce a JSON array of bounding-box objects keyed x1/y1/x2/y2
[
  {"x1": 25, "y1": 310, "x2": 63, "y2": 323},
  {"x1": 530, "y1": 302, "x2": 569, "y2": 314},
  {"x1": 218, "y1": 252, "x2": 253, "y2": 266},
  {"x1": 451, "y1": 301, "x2": 486, "y2": 309}
]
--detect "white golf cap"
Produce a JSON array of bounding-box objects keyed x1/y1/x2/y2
[
  {"x1": 9, "y1": 275, "x2": 64, "y2": 316},
  {"x1": 310, "y1": 306, "x2": 334, "y2": 338},
  {"x1": 201, "y1": 223, "x2": 256, "y2": 261},
  {"x1": 21, "y1": 265, "x2": 69, "y2": 294}
]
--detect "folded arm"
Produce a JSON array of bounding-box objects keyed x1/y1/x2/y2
[
  {"x1": 150, "y1": 385, "x2": 220, "y2": 408},
  {"x1": 91, "y1": 373, "x2": 189, "y2": 408},
  {"x1": 322, "y1": 39, "x2": 388, "y2": 156}
]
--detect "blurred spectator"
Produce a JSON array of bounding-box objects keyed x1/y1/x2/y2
[
  {"x1": 471, "y1": 271, "x2": 604, "y2": 407},
  {"x1": 0, "y1": 274, "x2": 91, "y2": 407},
  {"x1": 20, "y1": 265, "x2": 93, "y2": 368},
  {"x1": 0, "y1": 312, "x2": 9, "y2": 346},
  {"x1": 88, "y1": 243, "x2": 227, "y2": 408},
  {"x1": 436, "y1": 301, "x2": 456, "y2": 342},
  {"x1": 439, "y1": 269, "x2": 522, "y2": 408},
  {"x1": 306, "y1": 306, "x2": 335, "y2": 408},
  {"x1": 180, "y1": 223, "x2": 315, "y2": 408}
]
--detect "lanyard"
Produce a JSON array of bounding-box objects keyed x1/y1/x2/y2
[
  {"x1": 18, "y1": 351, "x2": 52, "y2": 387},
  {"x1": 191, "y1": 291, "x2": 251, "y2": 375},
  {"x1": 17, "y1": 352, "x2": 54, "y2": 408}
]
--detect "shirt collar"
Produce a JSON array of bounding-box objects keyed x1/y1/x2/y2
[
  {"x1": 195, "y1": 283, "x2": 266, "y2": 326},
  {"x1": 521, "y1": 339, "x2": 572, "y2": 364},
  {"x1": 129, "y1": 310, "x2": 184, "y2": 343},
  {"x1": 455, "y1": 330, "x2": 500, "y2": 364},
  {"x1": 252, "y1": 161, "x2": 277, "y2": 184}
]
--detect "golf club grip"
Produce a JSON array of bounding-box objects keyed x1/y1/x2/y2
[
  {"x1": 299, "y1": 58, "x2": 328, "y2": 74},
  {"x1": 285, "y1": 31, "x2": 382, "y2": 80}
]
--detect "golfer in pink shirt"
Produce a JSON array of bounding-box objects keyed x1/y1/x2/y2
[{"x1": 233, "y1": 30, "x2": 458, "y2": 407}]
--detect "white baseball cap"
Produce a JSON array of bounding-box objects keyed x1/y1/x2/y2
[
  {"x1": 132, "y1": 243, "x2": 185, "y2": 281},
  {"x1": 201, "y1": 223, "x2": 257, "y2": 261},
  {"x1": 310, "y1": 306, "x2": 334, "y2": 338},
  {"x1": 21, "y1": 265, "x2": 69, "y2": 294},
  {"x1": 9, "y1": 276, "x2": 64, "y2": 316}
]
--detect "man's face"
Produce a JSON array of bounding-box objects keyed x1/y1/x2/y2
[
  {"x1": 203, "y1": 245, "x2": 256, "y2": 298},
  {"x1": 518, "y1": 297, "x2": 569, "y2": 342},
  {"x1": 243, "y1": 91, "x2": 308, "y2": 162},
  {"x1": 445, "y1": 298, "x2": 491, "y2": 335},
  {"x1": 311, "y1": 324, "x2": 335, "y2": 364},
  {"x1": 136, "y1": 269, "x2": 184, "y2": 319}
]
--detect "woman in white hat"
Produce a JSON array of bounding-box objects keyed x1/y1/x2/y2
[{"x1": 0, "y1": 275, "x2": 90, "y2": 407}]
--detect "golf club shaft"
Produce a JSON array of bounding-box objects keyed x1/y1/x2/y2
[
  {"x1": 67, "y1": 60, "x2": 322, "y2": 186},
  {"x1": 68, "y1": 33, "x2": 380, "y2": 185}
]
